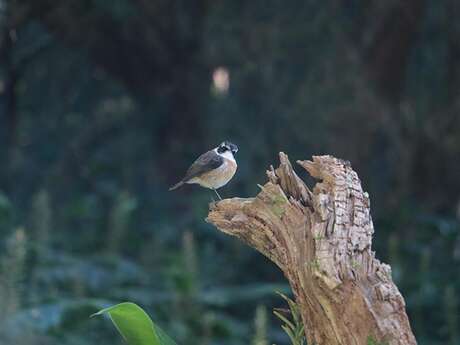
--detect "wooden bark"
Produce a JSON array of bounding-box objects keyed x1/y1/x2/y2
[{"x1": 206, "y1": 153, "x2": 417, "y2": 345}]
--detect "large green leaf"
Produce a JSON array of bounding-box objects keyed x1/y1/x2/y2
[{"x1": 92, "y1": 302, "x2": 177, "y2": 345}]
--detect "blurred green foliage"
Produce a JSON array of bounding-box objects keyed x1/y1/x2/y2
[{"x1": 1, "y1": 0, "x2": 460, "y2": 344}]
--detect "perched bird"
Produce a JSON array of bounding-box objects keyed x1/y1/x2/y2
[{"x1": 169, "y1": 141, "x2": 238, "y2": 200}]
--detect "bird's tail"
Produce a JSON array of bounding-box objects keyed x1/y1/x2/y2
[{"x1": 169, "y1": 180, "x2": 185, "y2": 191}]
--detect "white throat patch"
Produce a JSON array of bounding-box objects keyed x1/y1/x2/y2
[{"x1": 214, "y1": 148, "x2": 236, "y2": 163}]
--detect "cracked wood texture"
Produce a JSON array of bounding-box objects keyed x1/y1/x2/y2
[{"x1": 206, "y1": 153, "x2": 416, "y2": 345}]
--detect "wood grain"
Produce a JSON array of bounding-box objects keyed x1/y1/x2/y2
[{"x1": 206, "y1": 153, "x2": 417, "y2": 345}]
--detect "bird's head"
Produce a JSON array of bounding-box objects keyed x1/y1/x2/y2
[{"x1": 217, "y1": 141, "x2": 238, "y2": 155}]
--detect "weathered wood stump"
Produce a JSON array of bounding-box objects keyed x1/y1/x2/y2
[{"x1": 206, "y1": 153, "x2": 416, "y2": 345}]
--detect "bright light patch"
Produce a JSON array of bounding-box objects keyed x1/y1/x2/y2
[{"x1": 212, "y1": 67, "x2": 230, "y2": 94}]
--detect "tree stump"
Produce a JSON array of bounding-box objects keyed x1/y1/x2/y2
[{"x1": 206, "y1": 153, "x2": 417, "y2": 345}]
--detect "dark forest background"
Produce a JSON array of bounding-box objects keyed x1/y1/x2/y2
[{"x1": 1, "y1": 1, "x2": 460, "y2": 344}]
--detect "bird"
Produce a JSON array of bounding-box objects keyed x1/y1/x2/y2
[{"x1": 169, "y1": 141, "x2": 238, "y2": 200}]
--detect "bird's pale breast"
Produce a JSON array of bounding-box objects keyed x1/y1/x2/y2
[{"x1": 191, "y1": 158, "x2": 237, "y2": 189}]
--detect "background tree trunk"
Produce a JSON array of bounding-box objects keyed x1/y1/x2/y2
[{"x1": 206, "y1": 153, "x2": 417, "y2": 345}]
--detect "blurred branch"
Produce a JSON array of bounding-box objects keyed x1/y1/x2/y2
[
  {"x1": 366, "y1": 0, "x2": 424, "y2": 103},
  {"x1": 447, "y1": 0, "x2": 460, "y2": 102},
  {"x1": 342, "y1": 0, "x2": 425, "y2": 103},
  {"x1": 0, "y1": 0, "x2": 18, "y2": 149}
]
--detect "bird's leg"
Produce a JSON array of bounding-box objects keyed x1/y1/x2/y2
[{"x1": 213, "y1": 188, "x2": 222, "y2": 200}]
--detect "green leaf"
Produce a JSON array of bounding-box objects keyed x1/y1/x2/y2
[
  {"x1": 273, "y1": 310, "x2": 295, "y2": 331},
  {"x1": 92, "y1": 302, "x2": 177, "y2": 345},
  {"x1": 154, "y1": 323, "x2": 178, "y2": 345}
]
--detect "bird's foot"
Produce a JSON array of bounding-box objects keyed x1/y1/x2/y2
[{"x1": 213, "y1": 189, "x2": 222, "y2": 200}]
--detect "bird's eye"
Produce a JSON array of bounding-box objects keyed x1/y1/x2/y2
[{"x1": 218, "y1": 145, "x2": 228, "y2": 154}]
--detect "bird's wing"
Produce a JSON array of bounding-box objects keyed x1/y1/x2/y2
[{"x1": 182, "y1": 150, "x2": 223, "y2": 182}]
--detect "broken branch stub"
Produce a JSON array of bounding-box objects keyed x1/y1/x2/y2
[{"x1": 206, "y1": 153, "x2": 417, "y2": 345}]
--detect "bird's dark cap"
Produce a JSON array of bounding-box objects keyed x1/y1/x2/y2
[{"x1": 219, "y1": 141, "x2": 238, "y2": 154}]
